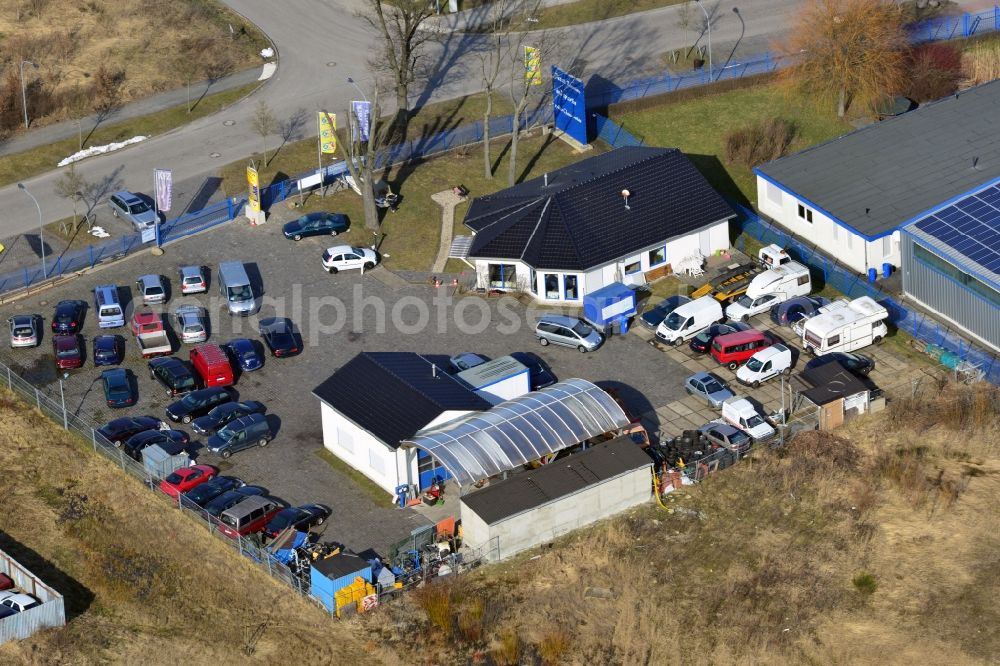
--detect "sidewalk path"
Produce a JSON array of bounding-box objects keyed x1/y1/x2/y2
[
  {"x1": 0, "y1": 66, "x2": 266, "y2": 157},
  {"x1": 431, "y1": 189, "x2": 465, "y2": 273}
]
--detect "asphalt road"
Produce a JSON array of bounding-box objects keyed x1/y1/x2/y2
[{"x1": 0, "y1": 0, "x2": 989, "y2": 234}]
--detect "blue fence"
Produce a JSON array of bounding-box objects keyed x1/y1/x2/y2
[
  {"x1": 733, "y1": 205, "x2": 1000, "y2": 386},
  {"x1": 910, "y1": 6, "x2": 1000, "y2": 43}
]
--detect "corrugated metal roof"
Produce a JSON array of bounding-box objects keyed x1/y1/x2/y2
[
  {"x1": 456, "y1": 356, "x2": 527, "y2": 389},
  {"x1": 449, "y1": 235, "x2": 474, "y2": 258}
]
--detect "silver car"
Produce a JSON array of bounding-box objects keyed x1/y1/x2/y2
[
  {"x1": 699, "y1": 422, "x2": 751, "y2": 455},
  {"x1": 8, "y1": 314, "x2": 40, "y2": 348},
  {"x1": 175, "y1": 305, "x2": 208, "y2": 344},
  {"x1": 136, "y1": 274, "x2": 167, "y2": 305},
  {"x1": 179, "y1": 266, "x2": 207, "y2": 295},
  {"x1": 535, "y1": 315, "x2": 603, "y2": 352},
  {"x1": 684, "y1": 371, "x2": 735, "y2": 410},
  {"x1": 109, "y1": 191, "x2": 158, "y2": 231}
]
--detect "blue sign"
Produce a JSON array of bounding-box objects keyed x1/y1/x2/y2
[{"x1": 552, "y1": 66, "x2": 587, "y2": 145}]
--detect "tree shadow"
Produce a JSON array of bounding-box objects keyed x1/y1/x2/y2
[
  {"x1": 0, "y1": 531, "x2": 95, "y2": 620},
  {"x1": 518, "y1": 131, "x2": 556, "y2": 182},
  {"x1": 686, "y1": 153, "x2": 751, "y2": 210},
  {"x1": 273, "y1": 108, "x2": 309, "y2": 164}
]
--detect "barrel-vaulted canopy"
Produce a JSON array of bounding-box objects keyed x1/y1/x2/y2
[{"x1": 402, "y1": 379, "x2": 631, "y2": 488}]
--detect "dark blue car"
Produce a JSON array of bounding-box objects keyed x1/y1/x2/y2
[
  {"x1": 282, "y1": 212, "x2": 349, "y2": 241},
  {"x1": 93, "y1": 334, "x2": 124, "y2": 366},
  {"x1": 181, "y1": 475, "x2": 245, "y2": 507},
  {"x1": 101, "y1": 368, "x2": 135, "y2": 408},
  {"x1": 224, "y1": 338, "x2": 263, "y2": 372},
  {"x1": 639, "y1": 295, "x2": 690, "y2": 330}
]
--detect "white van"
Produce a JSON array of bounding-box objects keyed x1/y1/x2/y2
[
  {"x1": 655, "y1": 296, "x2": 724, "y2": 345},
  {"x1": 94, "y1": 285, "x2": 124, "y2": 329},
  {"x1": 218, "y1": 262, "x2": 258, "y2": 316},
  {"x1": 721, "y1": 397, "x2": 776, "y2": 441},
  {"x1": 736, "y1": 343, "x2": 793, "y2": 387},
  {"x1": 725, "y1": 261, "x2": 811, "y2": 323},
  {"x1": 801, "y1": 296, "x2": 888, "y2": 356}
]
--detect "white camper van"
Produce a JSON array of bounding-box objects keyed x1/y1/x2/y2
[
  {"x1": 655, "y1": 296, "x2": 724, "y2": 345},
  {"x1": 801, "y1": 296, "x2": 888, "y2": 356},
  {"x1": 725, "y1": 261, "x2": 812, "y2": 323}
]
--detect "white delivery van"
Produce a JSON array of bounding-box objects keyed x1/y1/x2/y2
[
  {"x1": 725, "y1": 261, "x2": 812, "y2": 323},
  {"x1": 801, "y1": 296, "x2": 888, "y2": 356},
  {"x1": 736, "y1": 343, "x2": 793, "y2": 387},
  {"x1": 655, "y1": 296, "x2": 724, "y2": 345},
  {"x1": 721, "y1": 397, "x2": 776, "y2": 441}
]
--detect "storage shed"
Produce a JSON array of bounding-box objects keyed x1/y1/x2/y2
[
  {"x1": 141, "y1": 443, "x2": 189, "y2": 479},
  {"x1": 583, "y1": 282, "x2": 637, "y2": 333},
  {"x1": 456, "y1": 356, "x2": 530, "y2": 404},
  {"x1": 793, "y1": 361, "x2": 873, "y2": 430},
  {"x1": 459, "y1": 435, "x2": 652, "y2": 561},
  {"x1": 310, "y1": 553, "x2": 373, "y2": 614}
]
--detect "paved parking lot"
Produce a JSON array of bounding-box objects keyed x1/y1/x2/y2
[{"x1": 0, "y1": 208, "x2": 691, "y2": 556}]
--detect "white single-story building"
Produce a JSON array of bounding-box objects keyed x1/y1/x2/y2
[
  {"x1": 459, "y1": 434, "x2": 652, "y2": 561},
  {"x1": 452, "y1": 146, "x2": 736, "y2": 302},
  {"x1": 754, "y1": 80, "x2": 1000, "y2": 279}
]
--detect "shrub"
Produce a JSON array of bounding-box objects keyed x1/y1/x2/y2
[
  {"x1": 492, "y1": 626, "x2": 520, "y2": 666},
  {"x1": 905, "y1": 43, "x2": 963, "y2": 102},
  {"x1": 852, "y1": 572, "x2": 878, "y2": 595},
  {"x1": 723, "y1": 118, "x2": 796, "y2": 167},
  {"x1": 415, "y1": 583, "x2": 452, "y2": 635},
  {"x1": 538, "y1": 627, "x2": 571, "y2": 666},
  {"x1": 457, "y1": 597, "x2": 485, "y2": 642},
  {"x1": 963, "y1": 37, "x2": 1000, "y2": 87}
]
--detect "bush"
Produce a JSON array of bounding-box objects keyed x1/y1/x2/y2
[
  {"x1": 852, "y1": 572, "x2": 878, "y2": 595},
  {"x1": 723, "y1": 118, "x2": 796, "y2": 167},
  {"x1": 905, "y1": 43, "x2": 963, "y2": 102},
  {"x1": 963, "y1": 37, "x2": 1000, "y2": 87},
  {"x1": 415, "y1": 583, "x2": 452, "y2": 635}
]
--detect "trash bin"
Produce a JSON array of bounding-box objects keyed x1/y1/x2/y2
[
  {"x1": 868, "y1": 267, "x2": 877, "y2": 283},
  {"x1": 882, "y1": 262, "x2": 892, "y2": 279}
]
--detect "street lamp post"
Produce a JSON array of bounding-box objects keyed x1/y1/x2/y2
[
  {"x1": 346, "y1": 77, "x2": 369, "y2": 104},
  {"x1": 17, "y1": 183, "x2": 46, "y2": 278},
  {"x1": 59, "y1": 372, "x2": 69, "y2": 430},
  {"x1": 19, "y1": 60, "x2": 38, "y2": 129},
  {"x1": 695, "y1": 0, "x2": 712, "y2": 81}
]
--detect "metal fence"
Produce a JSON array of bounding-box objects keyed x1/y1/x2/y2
[
  {"x1": 593, "y1": 113, "x2": 644, "y2": 148},
  {"x1": 0, "y1": 548, "x2": 66, "y2": 644}
]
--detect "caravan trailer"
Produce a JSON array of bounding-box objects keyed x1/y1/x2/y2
[{"x1": 800, "y1": 296, "x2": 888, "y2": 356}]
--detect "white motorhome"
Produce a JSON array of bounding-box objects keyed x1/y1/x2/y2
[
  {"x1": 655, "y1": 296, "x2": 724, "y2": 345},
  {"x1": 725, "y1": 261, "x2": 812, "y2": 322},
  {"x1": 801, "y1": 296, "x2": 888, "y2": 356}
]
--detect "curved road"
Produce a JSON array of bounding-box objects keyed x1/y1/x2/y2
[{"x1": 1, "y1": 0, "x2": 978, "y2": 233}]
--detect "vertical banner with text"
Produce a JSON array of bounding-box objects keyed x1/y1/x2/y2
[
  {"x1": 154, "y1": 169, "x2": 172, "y2": 212},
  {"x1": 551, "y1": 66, "x2": 588, "y2": 145},
  {"x1": 247, "y1": 165, "x2": 261, "y2": 215},
  {"x1": 319, "y1": 112, "x2": 337, "y2": 154},
  {"x1": 351, "y1": 101, "x2": 371, "y2": 142},
  {"x1": 524, "y1": 46, "x2": 542, "y2": 86}
]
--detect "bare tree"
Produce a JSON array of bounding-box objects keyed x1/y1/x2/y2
[
  {"x1": 477, "y1": 0, "x2": 543, "y2": 180},
  {"x1": 359, "y1": 0, "x2": 437, "y2": 133},
  {"x1": 506, "y1": 30, "x2": 560, "y2": 187},
  {"x1": 338, "y1": 84, "x2": 392, "y2": 233},
  {"x1": 780, "y1": 0, "x2": 908, "y2": 117},
  {"x1": 53, "y1": 165, "x2": 89, "y2": 234},
  {"x1": 252, "y1": 100, "x2": 278, "y2": 166}
]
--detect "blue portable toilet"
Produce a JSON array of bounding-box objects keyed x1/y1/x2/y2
[
  {"x1": 583, "y1": 282, "x2": 637, "y2": 334},
  {"x1": 310, "y1": 553, "x2": 372, "y2": 612}
]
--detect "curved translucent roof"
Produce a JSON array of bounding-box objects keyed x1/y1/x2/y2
[{"x1": 403, "y1": 379, "x2": 631, "y2": 487}]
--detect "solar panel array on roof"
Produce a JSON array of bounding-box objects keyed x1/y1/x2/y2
[{"x1": 913, "y1": 182, "x2": 1000, "y2": 276}]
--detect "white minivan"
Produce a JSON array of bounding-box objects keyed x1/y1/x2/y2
[
  {"x1": 94, "y1": 285, "x2": 125, "y2": 329},
  {"x1": 655, "y1": 296, "x2": 724, "y2": 345}
]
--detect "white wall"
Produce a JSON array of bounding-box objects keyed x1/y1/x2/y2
[
  {"x1": 460, "y1": 465, "x2": 652, "y2": 561},
  {"x1": 320, "y1": 403, "x2": 404, "y2": 496},
  {"x1": 756, "y1": 176, "x2": 901, "y2": 274},
  {"x1": 472, "y1": 371, "x2": 531, "y2": 404}
]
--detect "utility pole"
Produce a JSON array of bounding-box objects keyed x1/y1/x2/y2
[{"x1": 695, "y1": 0, "x2": 712, "y2": 80}]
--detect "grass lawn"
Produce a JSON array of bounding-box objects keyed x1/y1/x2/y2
[
  {"x1": 524, "y1": 0, "x2": 686, "y2": 30},
  {"x1": 0, "y1": 82, "x2": 261, "y2": 189},
  {"x1": 613, "y1": 83, "x2": 853, "y2": 205}
]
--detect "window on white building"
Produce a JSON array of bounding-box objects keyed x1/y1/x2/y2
[
  {"x1": 369, "y1": 449, "x2": 386, "y2": 476},
  {"x1": 564, "y1": 275, "x2": 579, "y2": 300},
  {"x1": 529, "y1": 268, "x2": 538, "y2": 294},
  {"x1": 846, "y1": 233, "x2": 853, "y2": 250},
  {"x1": 797, "y1": 204, "x2": 814, "y2": 223},
  {"x1": 543, "y1": 273, "x2": 560, "y2": 299},
  {"x1": 624, "y1": 260, "x2": 642, "y2": 275},
  {"x1": 648, "y1": 246, "x2": 666, "y2": 267},
  {"x1": 767, "y1": 182, "x2": 783, "y2": 206},
  {"x1": 883, "y1": 235, "x2": 892, "y2": 257},
  {"x1": 337, "y1": 427, "x2": 354, "y2": 454}
]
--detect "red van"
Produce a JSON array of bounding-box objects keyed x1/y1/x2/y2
[
  {"x1": 189, "y1": 344, "x2": 234, "y2": 387},
  {"x1": 217, "y1": 495, "x2": 282, "y2": 539},
  {"x1": 710, "y1": 329, "x2": 776, "y2": 370}
]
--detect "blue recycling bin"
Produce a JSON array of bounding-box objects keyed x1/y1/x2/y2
[
  {"x1": 868, "y1": 268, "x2": 877, "y2": 283},
  {"x1": 882, "y1": 262, "x2": 891, "y2": 279}
]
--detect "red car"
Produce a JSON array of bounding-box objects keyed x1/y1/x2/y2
[
  {"x1": 159, "y1": 464, "x2": 217, "y2": 498},
  {"x1": 53, "y1": 334, "x2": 84, "y2": 370}
]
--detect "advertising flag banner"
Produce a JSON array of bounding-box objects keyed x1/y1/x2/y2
[
  {"x1": 319, "y1": 112, "x2": 337, "y2": 154},
  {"x1": 154, "y1": 169, "x2": 173, "y2": 212},
  {"x1": 351, "y1": 101, "x2": 371, "y2": 142},
  {"x1": 524, "y1": 46, "x2": 542, "y2": 86},
  {"x1": 552, "y1": 66, "x2": 588, "y2": 144},
  {"x1": 247, "y1": 165, "x2": 261, "y2": 214}
]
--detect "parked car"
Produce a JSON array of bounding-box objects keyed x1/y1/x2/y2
[
  {"x1": 259, "y1": 318, "x2": 300, "y2": 357},
  {"x1": 52, "y1": 334, "x2": 84, "y2": 370},
  {"x1": 0, "y1": 606, "x2": 18, "y2": 620},
  {"x1": 135, "y1": 274, "x2": 167, "y2": 305},
  {"x1": 283, "y1": 212, "x2": 349, "y2": 240},
  {"x1": 175, "y1": 305, "x2": 208, "y2": 344},
  {"x1": 535, "y1": 315, "x2": 603, "y2": 352},
  {"x1": 218, "y1": 495, "x2": 283, "y2": 539},
  {"x1": 770, "y1": 296, "x2": 830, "y2": 327},
  {"x1": 178, "y1": 265, "x2": 207, "y2": 294},
  {"x1": 639, "y1": 295, "x2": 690, "y2": 331},
  {"x1": 189, "y1": 344, "x2": 233, "y2": 387},
  {"x1": 721, "y1": 397, "x2": 776, "y2": 442},
  {"x1": 159, "y1": 464, "x2": 217, "y2": 498},
  {"x1": 263, "y1": 504, "x2": 330, "y2": 537},
  {"x1": 0, "y1": 591, "x2": 40, "y2": 613},
  {"x1": 8, "y1": 314, "x2": 40, "y2": 348},
  {"x1": 804, "y1": 351, "x2": 875, "y2": 377},
  {"x1": 206, "y1": 413, "x2": 274, "y2": 458},
  {"x1": 699, "y1": 422, "x2": 752, "y2": 455},
  {"x1": 51, "y1": 300, "x2": 85, "y2": 334},
  {"x1": 148, "y1": 357, "x2": 198, "y2": 396},
  {"x1": 321, "y1": 245, "x2": 378, "y2": 273},
  {"x1": 688, "y1": 322, "x2": 751, "y2": 354},
  {"x1": 165, "y1": 386, "x2": 234, "y2": 424},
  {"x1": 684, "y1": 371, "x2": 735, "y2": 410},
  {"x1": 204, "y1": 486, "x2": 267, "y2": 518},
  {"x1": 0, "y1": 573, "x2": 15, "y2": 591},
  {"x1": 192, "y1": 401, "x2": 266, "y2": 435},
  {"x1": 654, "y1": 296, "x2": 724, "y2": 345},
  {"x1": 223, "y1": 338, "x2": 263, "y2": 372},
  {"x1": 101, "y1": 368, "x2": 135, "y2": 408},
  {"x1": 449, "y1": 352, "x2": 488, "y2": 372},
  {"x1": 108, "y1": 190, "x2": 158, "y2": 230},
  {"x1": 509, "y1": 351, "x2": 556, "y2": 390},
  {"x1": 736, "y1": 344, "x2": 793, "y2": 388},
  {"x1": 93, "y1": 334, "x2": 124, "y2": 366},
  {"x1": 123, "y1": 429, "x2": 189, "y2": 461},
  {"x1": 181, "y1": 475, "x2": 245, "y2": 507},
  {"x1": 98, "y1": 415, "x2": 164, "y2": 448}
]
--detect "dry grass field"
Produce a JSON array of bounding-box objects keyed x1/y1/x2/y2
[
  {"x1": 0, "y1": 388, "x2": 373, "y2": 665},
  {"x1": 0, "y1": 0, "x2": 267, "y2": 132}
]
